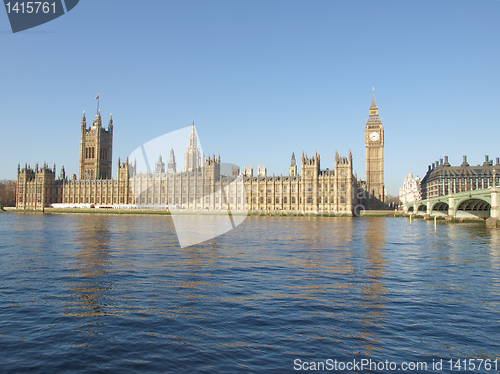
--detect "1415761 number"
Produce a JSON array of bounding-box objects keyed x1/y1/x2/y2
[
  {"x1": 448, "y1": 359, "x2": 498, "y2": 371},
  {"x1": 5, "y1": 2, "x2": 57, "y2": 14}
]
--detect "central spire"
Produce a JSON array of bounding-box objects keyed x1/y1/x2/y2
[
  {"x1": 184, "y1": 120, "x2": 200, "y2": 172},
  {"x1": 189, "y1": 119, "x2": 197, "y2": 148}
]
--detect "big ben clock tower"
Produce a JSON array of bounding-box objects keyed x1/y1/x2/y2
[{"x1": 365, "y1": 88, "x2": 385, "y2": 204}]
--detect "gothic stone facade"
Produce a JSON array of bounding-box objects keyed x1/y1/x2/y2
[
  {"x1": 16, "y1": 163, "x2": 62, "y2": 210},
  {"x1": 127, "y1": 150, "x2": 356, "y2": 214},
  {"x1": 16, "y1": 161, "x2": 131, "y2": 209},
  {"x1": 79, "y1": 110, "x2": 113, "y2": 180},
  {"x1": 17, "y1": 99, "x2": 373, "y2": 215}
]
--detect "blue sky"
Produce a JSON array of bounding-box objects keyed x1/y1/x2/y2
[{"x1": 1, "y1": 0, "x2": 499, "y2": 196}]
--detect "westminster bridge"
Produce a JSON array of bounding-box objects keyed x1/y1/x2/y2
[{"x1": 403, "y1": 186, "x2": 499, "y2": 227}]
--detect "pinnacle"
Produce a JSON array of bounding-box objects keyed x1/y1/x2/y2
[{"x1": 370, "y1": 89, "x2": 378, "y2": 109}]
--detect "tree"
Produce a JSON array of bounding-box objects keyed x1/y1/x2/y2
[{"x1": 0, "y1": 181, "x2": 16, "y2": 208}]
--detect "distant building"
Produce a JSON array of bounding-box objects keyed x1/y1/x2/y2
[
  {"x1": 420, "y1": 155, "x2": 500, "y2": 199},
  {"x1": 399, "y1": 173, "x2": 421, "y2": 205}
]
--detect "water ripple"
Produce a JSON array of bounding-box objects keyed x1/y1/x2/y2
[{"x1": 0, "y1": 214, "x2": 499, "y2": 373}]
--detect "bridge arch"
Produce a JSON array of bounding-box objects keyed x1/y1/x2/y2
[
  {"x1": 455, "y1": 198, "x2": 491, "y2": 219},
  {"x1": 417, "y1": 204, "x2": 427, "y2": 215},
  {"x1": 431, "y1": 201, "x2": 449, "y2": 216},
  {"x1": 408, "y1": 206, "x2": 414, "y2": 213}
]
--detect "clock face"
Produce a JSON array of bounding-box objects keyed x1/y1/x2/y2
[{"x1": 369, "y1": 131, "x2": 380, "y2": 141}]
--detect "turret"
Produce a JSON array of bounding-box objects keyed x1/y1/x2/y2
[
  {"x1": 244, "y1": 165, "x2": 253, "y2": 177},
  {"x1": 289, "y1": 152, "x2": 297, "y2": 177},
  {"x1": 155, "y1": 154, "x2": 165, "y2": 173},
  {"x1": 167, "y1": 148, "x2": 176, "y2": 173},
  {"x1": 93, "y1": 109, "x2": 102, "y2": 128},
  {"x1": 81, "y1": 111, "x2": 86, "y2": 129},
  {"x1": 258, "y1": 164, "x2": 267, "y2": 177}
]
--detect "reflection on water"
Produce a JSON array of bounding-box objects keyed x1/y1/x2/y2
[
  {"x1": 67, "y1": 216, "x2": 112, "y2": 318},
  {"x1": 0, "y1": 214, "x2": 499, "y2": 373},
  {"x1": 357, "y1": 218, "x2": 387, "y2": 355}
]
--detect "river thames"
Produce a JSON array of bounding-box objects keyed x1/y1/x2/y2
[{"x1": 0, "y1": 213, "x2": 499, "y2": 373}]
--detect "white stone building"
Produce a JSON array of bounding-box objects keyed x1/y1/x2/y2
[{"x1": 399, "y1": 173, "x2": 421, "y2": 206}]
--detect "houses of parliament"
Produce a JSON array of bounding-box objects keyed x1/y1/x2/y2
[{"x1": 16, "y1": 92, "x2": 386, "y2": 214}]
